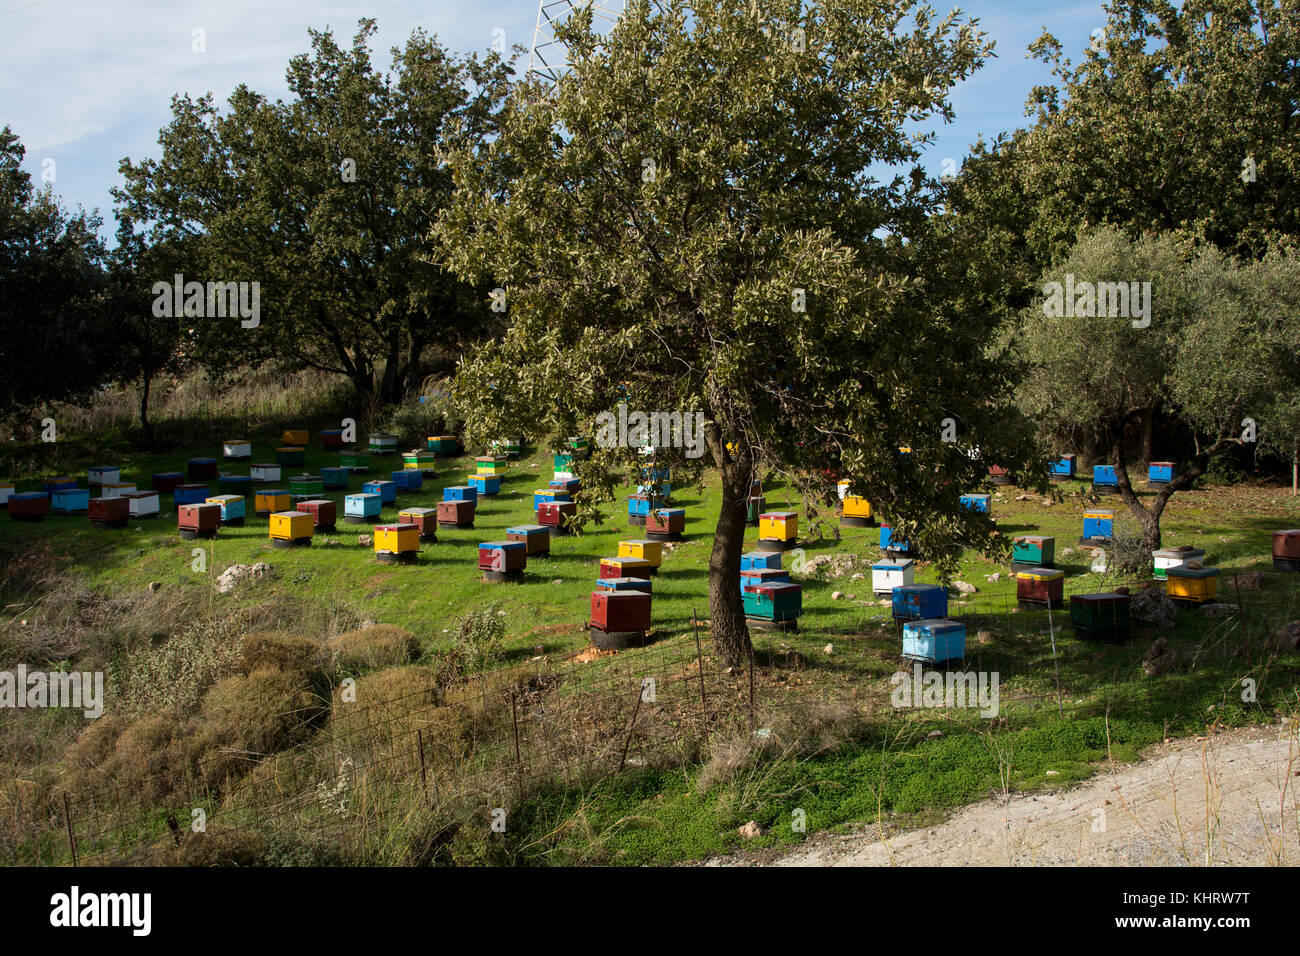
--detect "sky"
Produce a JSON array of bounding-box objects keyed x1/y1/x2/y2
[{"x1": 0, "y1": 0, "x2": 1110, "y2": 237}]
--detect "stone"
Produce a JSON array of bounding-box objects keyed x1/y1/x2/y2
[
  {"x1": 823, "y1": 643, "x2": 834, "y2": 655},
  {"x1": 738, "y1": 821, "x2": 765, "y2": 840},
  {"x1": 1199, "y1": 603, "x2": 1239, "y2": 616},
  {"x1": 552, "y1": 578, "x2": 563, "y2": 585},
  {"x1": 1131, "y1": 587, "x2": 1178, "y2": 629},
  {"x1": 951, "y1": 580, "x2": 977, "y2": 594},
  {"x1": 1141, "y1": 636, "x2": 1175, "y2": 677},
  {"x1": 831, "y1": 591, "x2": 843, "y2": 600},
  {"x1": 986, "y1": 573, "x2": 1000, "y2": 583},
  {"x1": 148, "y1": 582, "x2": 162, "y2": 592},
  {"x1": 927, "y1": 730, "x2": 945, "y2": 739},
  {"x1": 358, "y1": 534, "x2": 373, "y2": 547},
  {"x1": 214, "y1": 562, "x2": 274, "y2": 595}
]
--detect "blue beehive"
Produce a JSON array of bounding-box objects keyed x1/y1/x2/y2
[
  {"x1": 322, "y1": 466, "x2": 350, "y2": 490},
  {"x1": 740, "y1": 568, "x2": 790, "y2": 595},
  {"x1": 444, "y1": 485, "x2": 477, "y2": 504},
  {"x1": 880, "y1": 524, "x2": 910, "y2": 552},
  {"x1": 628, "y1": 495, "x2": 652, "y2": 518},
  {"x1": 345, "y1": 493, "x2": 383, "y2": 521},
  {"x1": 470, "y1": 474, "x2": 502, "y2": 496},
  {"x1": 212, "y1": 495, "x2": 246, "y2": 523},
  {"x1": 549, "y1": 478, "x2": 581, "y2": 494},
  {"x1": 51, "y1": 488, "x2": 90, "y2": 514},
  {"x1": 363, "y1": 479, "x2": 398, "y2": 504},
  {"x1": 892, "y1": 584, "x2": 948, "y2": 621},
  {"x1": 741, "y1": 551, "x2": 783, "y2": 571},
  {"x1": 960, "y1": 493, "x2": 991, "y2": 514},
  {"x1": 637, "y1": 482, "x2": 671, "y2": 499},
  {"x1": 391, "y1": 469, "x2": 422, "y2": 492},
  {"x1": 1149, "y1": 461, "x2": 1176, "y2": 484},
  {"x1": 1082, "y1": 508, "x2": 1114, "y2": 540},
  {"x1": 173, "y1": 484, "x2": 210, "y2": 505},
  {"x1": 535, "y1": 489, "x2": 572, "y2": 509},
  {"x1": 902, "y1": 618, "x2": 966, "y2": 664},
  {"x1": 1093, "y1": 465, "x2": 1118, "y2": 487},
  {"x1": 1050, "y1": 455, "x2": 1076, "y2": 478},
  {"x1": 596, "y1": 576, "x2": 653, "y2": 594}
]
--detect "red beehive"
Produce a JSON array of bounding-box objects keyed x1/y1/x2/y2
[
  {"x1": 1016, "y1": 568, "x2": 1065, "y2": 607},
  {"x1": 537, "y1": 500, "x2": 577, "y2": 530},
  {"x1": 436, "y1": 499, "x2": 475, "y2": 528},
  {"x1": 1273, "y1": 530, "x2": 1300, "y2": 563},
  {"x1": 645, "y1": 509, "x2": 685, "y2": 537},
  {"x1": 590, "y1": 590, "x2": 651, "y2": 632},
  {"x1": 88, "y1": 495, "x2": 130, "y2": 528},
  {"x1": 8, "y1": 493, "x2": 51, "y2": 521},
  {"x1": 478, "y1": 544, "x2": 527, "y2": 573},
  {"x1": 299, "y1": 499, "x2": 337, "y2": 532},
  {"x1": 178, "y1": 503, "x2": 221, "y2": 538},
  {"x1": 188, "y1": 458, "x2": 219, "y2": 481}
]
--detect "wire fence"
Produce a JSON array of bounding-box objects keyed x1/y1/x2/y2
[{"x1": 8, "y1": 570, "x2": 1300, "y2": 866}]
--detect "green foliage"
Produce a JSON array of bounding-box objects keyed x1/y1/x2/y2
[
  {"x1": 112, "y1": 620, "x2": 246, "y2": 717},
  {"x1": 446, "y1": 605, "x2": 506, "y2": 675}
]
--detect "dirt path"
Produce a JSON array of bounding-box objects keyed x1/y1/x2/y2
[{"x1": 709, "y1": 723, "x2": 1300, "y2": 866}]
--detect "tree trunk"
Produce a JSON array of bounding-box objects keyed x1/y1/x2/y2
[
  {"x1": 1082, "y1": 425, "x2": 1100, "y2": 471},
  {"x1": 139, "y1": 370, "x2": 154, "y2": 450},
  {"x1": 1140, "y1": 403, "x2": 1157, "y2": 465},
  {"x1": 704, "y1": 419, "x2": 753, "y2": 668}
]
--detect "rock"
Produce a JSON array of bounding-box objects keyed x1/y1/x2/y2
[
  {"x1": 1131, "y1": 587, "x2": 1178, "y2": 629},
  {"x1": 552, "y1": 579, "x2": 563, "y2": 585},
  {"x1": 738, "y1": 821, "x2": 765, "y2": 840},
  {"x1": 823, "y1": 643, "x2": 834, "y2": 655},
  {"x1": 1141, "y1": 636, "x2": 1175, "y2": 677},
  {"x1": 927, "y1": 730, "x2": 945, "y2": 739},
  {"x1": 1046, "y1": 770, "x2": 1060, "y2": 777},
  {"x1": 1199, "y1": 603, "x2": 1239, "y2": 616},
  {"x1": 1016, "y1": 493, "x2": 1032, "y2": 501},
  {"x1": 1271, "y1": 621, "x2": 1300, "y2": 652},
  {"x1": 986, "y1": 573, "x2": 1000, "y2": 583},
  {"x1": 148, "y1": 581, "x2": 162, "y2": 592},
  {"x1": 877, "y1": 599, "x2": 891, "y2": 606},
  {"x1": 831, "y1": 591, "x2": 843, "y2": 600},
  {"x1": 1061, "y1": 547, "x2": 1075, "y2": 557},
  {"x1": 845, "y1": 593, "x2": 857, "y2": 601},
  {"x1": 951, "y1": 580, "x2": 977, "y2": 594},
  {"x1": 850, "y1": 573, "x2": 864, "y2": 580},
  {"x1": 976, "y1": 630, "x2": 994, "y2": 645},
  {"x1": 1232, "y1": 572, "x2": 1267, "y2": 590},
  {"x1": 358, "y1": 534, "x2": 373, "y2": 547},
  {"x1": 214, "y1": 562, "x2": 274, "y2": 595},
  {"x1": 1041, "y1": 498, "x2": 1055, "y2": 507}
]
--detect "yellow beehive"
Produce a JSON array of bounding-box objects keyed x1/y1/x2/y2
[
  {"x1": 269, "y1": 511, "x2": 313, "y2": 541},
  {"x1": 618, "y1": 539, "x2": 663, "y2": 567},
  {"x1": 282, "y1": 429, "x2": 309, "y2": 445},
  {"x1": 1165, "y1": 567, "x2": 1219, "y2": 604},
  {"x1": 374, "y1": 524, "x2": 419, "y2": 553},
  {"x1": 255, "y1": 490, "x2": 291, "y2": 513},
  {"x1": 843, "y1": 495, "x2": 872, "y2": 520},
  {"x1": 759, "y1": 512, "x2": 798, "y2": 541}
]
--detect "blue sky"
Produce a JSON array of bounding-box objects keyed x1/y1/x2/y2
[{"x1": 0, "y1": 0, "x2": 1109, "y2": 235}]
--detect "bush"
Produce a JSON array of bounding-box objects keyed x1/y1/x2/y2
[
  {"x1": 388, "y1": 388, "x2": 462, "y2": 447},
  {"x1": 200, "y1": 669, "x2": 325, "y2": 755},
  {"x1": 241, "y1": 631, "x2": 326, "y2": 678},
  {"x1": 326, "y1": 625, "x2": 422, "y2": 673},
  {"x1": 113, "y1": 621, "x2": 246, "y2": 717}
]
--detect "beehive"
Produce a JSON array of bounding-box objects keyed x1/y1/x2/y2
[
  {"x1": 207, "y1": 494, "x2": 246, "y2": 525},
  {"x1": 496, "y1": 437, "x2": 522, "y2": 459},
  {"x1": 645, "y1": 508, "x2": 686, "y2": 540},
  {"x1": 125, "y1": 491, "x2": 160, "y2": 518},
  {"x1": 1152, "y1": 546, "x2": 1205, "y2": 581},
  {"x1": 88, "y1": 465, "x2": 119, "y2": 487},
  {"x1": 177, "y1": 502, "x2": 221, "y2": 539},
  {"x1": 871, "y1": 557, "x2": 914, "y2": 594},
  {"x1": 535, "y1": 489, "x2": 571, "y2": 510},
  {"x1": 1012, "y1": 534, "x2": 1055, "y2": 569},
  {"x1": 553, "y1": 452, "x2": 575, "y2": 477},
  {"x1": 596, "y1": 577, "x2": 652, "y2": 594},
  {"x1": 188, "y1": 458, "x2": 218, "y2": 481},
  {"x1": 88, "y1": 495, "x2": 129, "y2": 528},
  {"x1": 436, "y1": 498, "x2": 475, "y2": 528},
  {"x1": 549, "y1": 477, "x2": 581, "y2": 494},
  {"x1": 750, "y1": 480, "x2": 763, "y2": 497},
  {"x1": 987, "y1": 465, "x2": 1010, "y2": 485},
  {"x1": 173, "y1": 484, "x2": 210, "y2": 505},
  {"x1": 1166, "y1": 566, "x2": 1219, "y2": 604},
  {"x1": 1081, "y1": 508, "x2": 1113, "y2": 542},
  {"x1": 362, "y1": 479, "x2": 397, "y2": 504},
  {"x1": 1148, "y1": 461, "x2": 1176, "y2": 484},
  {"x1": 1273, "y1": 530, "x2": 1300, "y2": 572},
  {"x1": 636, "y1": 481, "x2": 671, "y2": 501},
  {"x1": 100, "y1": 482, "x2": 137, "y2": 498},
  {"x1": 299, "y1": 499, "x2": 337, "y2": 532},
  {"x1": 538, "y1": 500, "x2": 576, "y2": 532},
  {"x1": 758, "y1": 511, "x2": 798, "y2": 547},
  {"x1": 836, "y1": 479, "x2": 850, "y2": 501},
  {"x1": 590, "y1": 590, "x2": 651, "y2": 636},
  {"x1": 892, "y1": 584, "x2": 948, "y2": 621},
  {"x1": 281, "y1": 429, "x2": 307, "y2": 446},
  {"x1": 442, "y1": 485, "x2": 476, "y2": 504},
  {"x1": 469, "y1": 474, "x2": 501, "y2": 496},
  {"x1": 743, "y1": 582, "x2": 803, "y2": 625},
  {"x1": 1049, "y1": 454, "x2": 1076, "y2": 479},
  {"x1": 368, "y1": 433, "x2": 398, "y2": 455},
  {"x1": 340, "y1": 449, "x2": 370, "y2": 472},
  {"x1": 218, "y1": 474, "x2": 253, "y2": 497},
  {"x1": 321, "y1": 467, "x2": 350, "y2": 491},
  {"x1": 1016, "y1": 567, "x2": 1065, "y2": 608},
  {"x1": 269, "y1": 511, "x2": 314, "y2": 547},
  {"x1": 276, "y1": 446, "x2": 306, "y2": 467},
  {"x1": 0, "y1": 482, "x2": 14, "y2": 507},
  {"x1": 740, "y1": 568, "x2": 790, "y2": 595},
  {"x1": 374, "y1": 523, "x2": 420, "y2": 563},
  {"x1": 746, "y1": 496, "x2": 765, "y2": 526},
  {"x1": 506, "y1": 524, "x2": 550, "y2": 556},
  {"x1": 841, "y1": 495, "x2": 873, "y2": 525},
  {"x1": 288, "y1": 475, "x2": 325, "y2": 498},
  {"x1": 400, "y1": 507, "x2": 438, "y2": 542},
  {"x1": 254, "y1": 489, "x2": 291, "y2": 517},
  {"x1": 51, "y1": 488, "x2": 89, "y2": 514},
  {"x1": 1069, "y1": 593, "x2": 1131, "y2": 641},
  {"x1": 960, "y1": 493, "x2": 991, "y2": 514},
  {"x1": 345, "y1": 493, "x2": 383, "y2": 524},
  {"x1": 9, "y1": 492, "x2": 51, "y2": 522},
  {"x1": 879, "y1": 525, "x2": 911, "y2": 553},
  {"x1": 902, "y1": 619, "x2": 965, "y2": 664},
  {"x1": 320, "y1": 429, "x2": 344, "y2": 451},
  {"x1": 741, "y1": 551, "x2": 783, "y2": 571},
  {"x1": 43, "y1": 477, "x2": 76, "y2": 494},
  {"x1": 600, "y1": 556, "x2": 654, "y2": 580},
  {"x1": 568, "y1": 436, "x2": 590, "y2": 459},
  {"x1": 627, "y1": 494, "x2": 651, "y2": 526},
  {"x1": 618, "y1": 539, "x2": 663, "y2": 569},
  {"x1": 223, "y1": 440, "x2": 252, "y2": 460},
  {"x1": 478, "y1": 540, "x2": 526, "y2": 578},
  {"x1": 1092, "y1": 464, "x2": 1118, "y2": 489},
  {"x1": 250, "y1": 463, "x2": 282, "y2": 483},
  {"x1": 390, "y1": 469, "x2": 422, "y2": 493},
  {"x1": 403, "y1": 451, "x2": 438, "y2": 474},
  {"x1": 150, "y1": 472, "x2": 183, "y2": 494},
  {"x1": 427, "y1": 435, "x2": 459, "y2": 456},
  {"x1": 475, "y1": 456, "x2": 507, "y2": 476}
]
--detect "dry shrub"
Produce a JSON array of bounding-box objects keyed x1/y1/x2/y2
[
  {"x1": 326, "y1": 625, "x2": 422, "y2": 673},
  {"x1": 327, "y1": 666, "x2": 442, "y2": 757},
  {"x1": 201, "y1": 668, "x2": 325, "y2": 756},
  {"x1": 114, "y1": 620, "x2": 247, "y2": 718},
  {"x1": 240, "y1": 631, "x2": 326, "y2": 678}
]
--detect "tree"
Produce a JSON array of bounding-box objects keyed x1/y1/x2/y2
[
  {"x1": 113, "y1": 20, "x2": 511, "y2": 404},
  {"x1": 433, "y1": 0, "x2": 1042, "y2": 665}
]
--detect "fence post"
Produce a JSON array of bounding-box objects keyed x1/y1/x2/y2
[
  {"x1": 618, "y1": 684, "x2": 644, "y2": 773},
  {"x1": 693, "y1": 608, "x2": 710, "y2": 746},
  {"x1": 62, "y1": 792, "x2": 77, "y2": 866}
]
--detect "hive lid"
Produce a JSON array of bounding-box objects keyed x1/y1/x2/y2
[
  {"x1": 507, "y1": 524, "x2": 548, "y2": 534},
  {"x1": 480, "y1": 540, "x2": 525, "y2": 549},
  {"x1": 1167, "y1": 565, "x2": 1219, "y2": 578},
  {"x1": 872, "y1": 558, "x2": 914, "y2": 571},
  {"x1": 1017, "y1": 567, "x2": 1064, "y2": 580}
]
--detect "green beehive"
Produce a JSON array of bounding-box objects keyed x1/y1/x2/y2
[
  {"x1": 1069, "y1": 593, "x2": 1131, "y2": 641},
  {"x1": 289, "y1": 475, "x2": 324, "y2": 497},
  {"x1": 340, "y1": 449, "x2": 370, "y2": 471},
  {"x1": 554, "y1": 452, "x2": 575, "y2": 473},
  {"x1": 742, "y1": 582, "x2": 803, "y2": 622},
  {"x1": 1012, "y1": 534, "x2": 1055, "y2": 568}
]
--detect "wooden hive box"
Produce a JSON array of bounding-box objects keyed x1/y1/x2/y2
[
  {"x1": 321, "y1": 466, "x2": 350, "y2": 490},
  {"x1": 250, "y1": 463, "x2": 282, "y2": 483},
  {"x1": 88, "y1": 465, "x2": 119, "y2": 487},
  {"x1": 276, "y1": 446, "x2": 306, "y2": 467},
  {"x1": 618, "y1": 539, "x2": 663, "y2": 567},
  {"x1": 43, "y1": 477, "x2": 76, "y2": 494},
  {"x1": 892, "y1": 583, "x2": 948, "y2": 621},
  {"x1": 841, "y1": 494, "x2": 873, "y2": 525},
  {"x1": 1049, "y1": 454, "x2": 1076, "y2": 479},
  {"x1": 345, "y1": 493, "x2": 383, "y2": 523},
  {"x1": 442, "y1": 484, "x2": 476, "y2": 504},
  {"x1": 590, "y1": 590, "x2": 651, "y2": 634},
  {"x1": 1152, "y1": 546, "x2": 1205, "y2": 581},
  {"x1": 362, "y1": 479, "x2": 397, "y2": 504},
  {"x1": 1012, "y1": 535, "x2": 1055, "y2": 568},
  {"x1": 871, "y1": 557, "x2": 914, "y2": 595},
  {"x1": 1016, "y1": 567, "x2": 1065, "y2": 607},
  {"x1": 987, "y1": 465, "x2": 1010, "y2": 485},
  {"x1": 596, "y1": 576, "x2": 652, "y2": 594},
  {"x1": 151, "y1": 472, "x2": 184, "y2": 493},
  {"x1": 124, "y1": 491, "x2": 160, "y2": 518},
  {"x1": 9, "y1": 492, "x2": 50, "y2": 522},
  {"x1": 51, "y1": 488, "x2": 89, "y2": 514},
  {"x1": 0, "y1": 482, "x2": 16, "y2": 507},
  {"x1": 740, "y1": 567, "x2": 790, "y2": 595},
  {"x1": 299, "y1": 499, "x2": 337, "y2": 532},
  {"x1": 879, "y1": 524, "x2": 911, "y2": 553},
  {"x1": 568, "y1": 436, "x2": 590, "y2": 459},
  {"x1": 743, "y1": 582, "x2": 803, "y2": 624},
  {"x1": 374, "y1": 523, "x2": 420, "y2": 563},
  {"x1": 339, "y1": 448, "x2": 370, "y2": 472},
  {"x1": 188, "y1": 458, "x2": 219, "y2": 480},
  {"x1": 535, "y1": 489, "x2": 568, "y2": 510},
  {"x1": 436, "y1": 498, "x2": 475, "y2": 528},
  {"x1": 1069, "y1": 593, "x2": 1131, "y2": 641},
  {"x1": 1092, "y1": 464, "x2": 1118, "y2": 489},
  {"x1": 389, "y1": 469, "x2": 422, "y2": 493},
  {"x1": 100, "y1": 481, "x2": 137, "y2": 498},
  {"x1": 177, "y1": 502, "x2": 221, "y2": 539},
  {"x1": 549, "y1": 477, "x2": 581, "y2": 494},
  {"x1": 1148, "y1": 461, "x2": 1176, "y2": 484},
  {"x1": 368, "y1": 433, "x2": 398, "y2": 455},
  {"x1": 282, "y1": 429, "x2": 309, "y2": 446},
  {"x1": 88, "y1": 495, "x2": 129, "y2": 527},
  {"x1": 553, "y1": 452, "x2": 576, "y2": 476},
  {"x1": 538, "y1": 500, "x2": 575, "y2": 532},
  {"x1": 1081, "y1": 508, "x2": 1114, "y2": 542},
  {"x1": 506, "y1": 524, "x2": 550, "y2": 556},
  {"x1": 746, "y1": 496, "x2": 766, "y2": 525},
  {"x1": 960, "y1": 493, "x2": 991, "y2": 514},
  {"x1": 645, "y1": 507, "x2": 686, "y2": 539},
  {"x1": 254, "y1": 489, "x2": 291, "y2": 517},
  {"x1": 600, "y1": 556, "x2": 653, "y2": 580},
  {"x1": 478, "y1": 540, "x2": 527, "y2": 577},
  {"x1": 1165, "y1": 566, "x2": 1219, "y2": 604},
  {"x1": 469, "y1": 474, "x2": 501, "y2": 496},
  {"x1": 758, "y1": 511, "x2": 798, "y2": 546},
  {"x1": 173, "y1": 484, "x2": 211, "y2": 505},
  {"x1": 320, "y1": 429, "x2": 344, "y2": 450},
  {"x1": 207, "y1": 494, "x2": 246, "y2": 525},
  {"x1": 1271, "y1": 530, "x2": 1300, "y2": 572},
  {"x1": 403, "y1": 450, "x2": 437, "y2": 472},
  {"x1": 902, "y1": 618, "x2": 965, "y2": 663},
  {"x1": 289, "y1": 475, "x2": 325, "y2": 498},
  {"x1": 399, "y1": 507, "x2": 438, "y2": 541},
  {"x1": 223, "y1": 439, "x2": 252, "y2": 460},
  {"x1": 627, "y1": 493, "x2": 651, "y2": 526},
  {"x1": 741, "y1": 550, "x2": 783, "y2": 571},
  {"x1": 426, "y1": 435, "x2": 459, "y2": 456},
  {"x1": 218, "y1": 474, "x2": 253, "y2": 496},
  {"x1": 475, "y1": 456, "x2": 507, "y2": 476},
  {"x1": 269, "y1": 511, "x2": 314, "y2": 547}
]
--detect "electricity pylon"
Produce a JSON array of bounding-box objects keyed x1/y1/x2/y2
[{"x1": 528, "y1": 0, "x2": 666, "y2": 83}]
